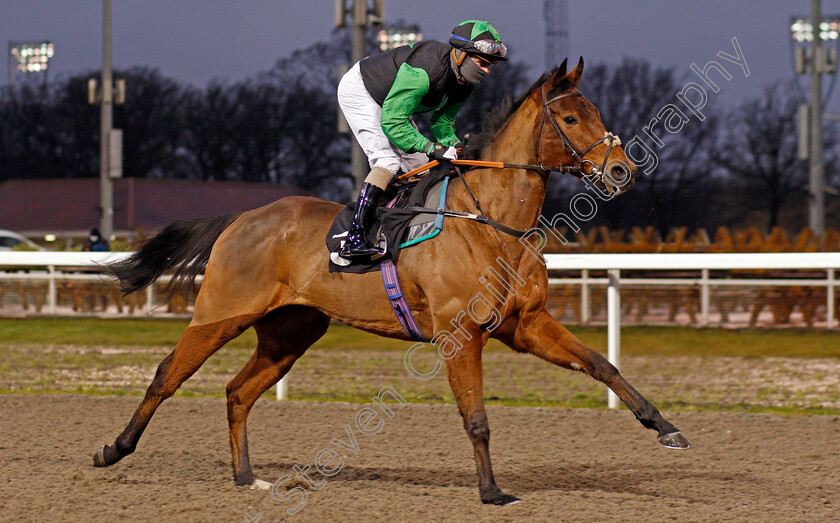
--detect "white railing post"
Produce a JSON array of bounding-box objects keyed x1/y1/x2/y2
[
  {"x1": 607, "y1": 269, "x2": 620, "y2": 409},
  {"x1": 828, "y1": 268, "x2": 836, "y2": 330},
  {"x1": 581, "y1": 269, "x2": 590, "y2": 326},
  {"x1": 701, "y1": 269, "x2": 710, "y2": 327},
  {"x1": 48, "y1": 265, "x2": 56, "y2": 315},
  {"x1": 146, "y1": 285, "x2": 154, "y2": 314},
  {"x1": 276, "y1": 375, "x2": 288, "y2": 400}
]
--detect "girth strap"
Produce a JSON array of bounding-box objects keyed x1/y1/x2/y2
[{"x1": 381, "y1": 258, "x2": 428, "y2": 341}]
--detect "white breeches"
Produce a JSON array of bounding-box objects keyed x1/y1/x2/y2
[{"x1": 337, "y1": 62, "x2": 429, "y2": 176}]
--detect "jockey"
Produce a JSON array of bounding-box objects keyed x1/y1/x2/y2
[{"x1": 337, "y1": 19, "x2": 508, "y2": 258}]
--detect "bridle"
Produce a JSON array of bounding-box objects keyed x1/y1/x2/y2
[
  {"x1": 536, "y1": 85, "x2": 623, "y2": 188},
  {"x1": 390, "y1": 84, "x2": 629, "y2": 238}
]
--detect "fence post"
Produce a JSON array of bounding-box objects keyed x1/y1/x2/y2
[
  {"x1": 48, "y1": 265, "x2": 56, "y2": 315},
  {"x1": 581, "y1": 269, "x2": 590, "y2": 325},
  {"x1": 701, "y1": 269, "x2": 710, "y2": 327},
  {"x1": 607, "y1": 269, "x2": 620, "y2": 409},
  {"x1": 146, "y1": 285, "x2": 154, "y2": 314},
  {"x1": 276, "y1": 375, "x2": 288, "y2": 400},
  {"x1": 828, "y1": 268, "x2": 836, "y2": 330}
]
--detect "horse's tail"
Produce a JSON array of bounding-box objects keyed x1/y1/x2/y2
[{"x1": 108, "y1": 213, "x2": 240, "y2": 296}]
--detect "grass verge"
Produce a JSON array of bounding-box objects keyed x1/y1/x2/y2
[
  {"x1": 1, "y1": 318, "x2": 838, "y2": 414},
  {"x1": 1, "y1": 317, "x2": 839, "y2": 357}
]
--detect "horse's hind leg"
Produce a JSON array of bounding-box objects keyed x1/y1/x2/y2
[
  {"x1": 500, "y1": 309, "x2": 690, "y2": 449},
  {"x1": 226, "y1": 306, "x2": 330, "y2": 486},
  {"x1": 93, "y1": 313, "x2": 259, "y2": 467}
]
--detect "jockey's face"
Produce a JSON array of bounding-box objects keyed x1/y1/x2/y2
[{"x1": 469, "y1": 55, "x2": 493, "y2": 74}]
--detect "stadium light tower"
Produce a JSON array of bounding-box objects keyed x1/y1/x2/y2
[
  {"x1": 790, "y1": 0, "x2": 840, "y2": 238},
  {"x1": 8, "y1": 41, "x2": 54, "y2": 86},
  {"x1": 336, "y1": 0, "x2": 384, "y2": 191},
  {"x1": 544, "y1": 0, "x2": 569, "y2": 70}
]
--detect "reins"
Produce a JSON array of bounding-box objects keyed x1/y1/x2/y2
[
  {"x1": 391, "y1": 85, "x2": 624, "y2": 238},
  {"x1": 400, "y1": 164, "x2": 531, "y2": 237},
  {"x1": 396, "y1": 158, "x2": 580, "y2": 181}
]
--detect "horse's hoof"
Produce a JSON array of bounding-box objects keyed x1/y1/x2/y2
[
  {"x1": 658, "y1": 431, "x2": 691, "y2": 449},
  {"x1": 482, "y1": 493, "x2": 521, "y2": 506},
  {"x1": 92, "y1": 445, "x2": 109, "y2": 467},
  {"x1": 250, "y1": 479, "x2": 272, "y2": 490}
]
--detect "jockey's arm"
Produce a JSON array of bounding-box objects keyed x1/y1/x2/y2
[
  {"x1": 380, "y1": 64, "x2": 433, "y2": 154},
  {"x1": 430, "y1": 98, "x2": 467, "y2": 147}
]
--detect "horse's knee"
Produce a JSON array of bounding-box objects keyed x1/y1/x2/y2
[{"x1": 464, "y1": 414, "x2": 490, "y2": 443}]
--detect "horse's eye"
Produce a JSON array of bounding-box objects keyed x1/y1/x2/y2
[{"x1": 563, "y1": 116, "x2": 578, "y2": 125}]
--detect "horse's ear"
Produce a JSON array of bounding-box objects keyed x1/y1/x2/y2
[
  {"x1": 556, "y1": 58, "x2": 568, "y2": 79},
  {"x1": 566, "y1": 57, "x2": 585, "y2": 87}
]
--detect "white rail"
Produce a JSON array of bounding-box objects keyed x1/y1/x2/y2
[
  {"x1": 0, "y1": 252, "x2": 131, "y2": 315},
  {"x1": 0, "y1": 251, "x2": 130, "y2": 266},
  {"x1": 2, "y1": 252, "x2": 838, "y2": 406},
  {"x1": 544, "y1": 253, "x2": 840, "y2": 408}
]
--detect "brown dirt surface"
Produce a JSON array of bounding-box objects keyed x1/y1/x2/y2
[{"x1": 1, "y1": 394, "x2": 839, "y2": 522}]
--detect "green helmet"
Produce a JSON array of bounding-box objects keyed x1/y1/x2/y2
[{"x1": 449, "y1": 20, "x2": 508, "y2": 62}]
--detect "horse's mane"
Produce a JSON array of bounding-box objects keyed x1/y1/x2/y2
[{"x1": 464, "y1": 66, "x2": 565, "y2": 160}]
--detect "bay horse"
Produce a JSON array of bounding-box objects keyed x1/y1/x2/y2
[{"x1": 93, "y1": 58, "x2": 689, "y2": 505}]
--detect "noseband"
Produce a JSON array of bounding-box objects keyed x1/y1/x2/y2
[{"x1": 536, "y1": 85, "x2": 622, "y2": 187}]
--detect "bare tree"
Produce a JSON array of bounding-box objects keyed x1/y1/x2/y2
[
  {"x1": 182, "y1": 82, "x2": 241, "y2": 181},
  {"x1": 113, "y1": 67, "x2": 190, "y2": 179},
  {"x1": 713, "y1": 80, "x2": 833, "y2": 229},
  {"x1": 0, "y1": 78, "x2": 99, "y2": 180}
]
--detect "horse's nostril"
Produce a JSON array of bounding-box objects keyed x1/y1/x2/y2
[{"x1": 609, "y1": 165, "x2": 628, "y2": 185}]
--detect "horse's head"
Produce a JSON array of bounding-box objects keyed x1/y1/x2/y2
[{"x1": 534, "y1": 58, "x2": 636, "y2": 195}]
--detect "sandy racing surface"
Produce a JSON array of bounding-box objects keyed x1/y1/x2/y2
[{"x1": 1, "y1": 394, "x2": 838, "y2": 522}]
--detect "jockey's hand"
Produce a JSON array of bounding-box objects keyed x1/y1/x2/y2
[
  {"x1": 425, "y1": 142, "x2": 458, "y2": 161},
  {"x1": 453, "y1": 140, "x2": 464, "y2": 156}
]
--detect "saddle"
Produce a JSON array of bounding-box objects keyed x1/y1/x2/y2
[{"x1": 326, "y1": 168, "x2": 452, "y2": 274}]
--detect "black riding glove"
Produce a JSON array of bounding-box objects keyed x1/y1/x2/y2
[{"x1": 425, "y1": 142, "x2": 459, "y2": 161}]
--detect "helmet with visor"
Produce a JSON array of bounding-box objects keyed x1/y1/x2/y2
[{"x1": 449, "y1": 20, "x2": 508, "y2": 64}]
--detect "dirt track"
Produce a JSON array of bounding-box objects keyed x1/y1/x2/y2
[{"x1": 1, "y1": 394, "x2": 838, "y2": 522}]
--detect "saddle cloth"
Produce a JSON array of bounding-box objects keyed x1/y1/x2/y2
[{"x1": 326, "y1": 169, "x2": 451, "y2": 274}]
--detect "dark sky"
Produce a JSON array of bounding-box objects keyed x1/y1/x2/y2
[{"x1": 2, "y1": 1, "x2": 839, "y2": 109}]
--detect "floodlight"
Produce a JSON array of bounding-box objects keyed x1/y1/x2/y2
[
  {"x1": 791, "y1": 17, "x2": 840, "y2": 42},
  {"x1": 9, "y1": 41, "x2": 54, "y2": 74},
  {"x1": 377, "y1": 25, "x2": 423, "y2": 52}
]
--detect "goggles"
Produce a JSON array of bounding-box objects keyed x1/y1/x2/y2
[
  {"x1": 451, "y1": 34, "x2": 508, "y2": 60},
  {"x1": 472, "y1": 39, "x2": 508, "y2": 58}
]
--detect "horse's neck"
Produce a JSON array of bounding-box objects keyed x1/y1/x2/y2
[{"x1": 453, "y1": 101, "x2": 548, "y2": 232}]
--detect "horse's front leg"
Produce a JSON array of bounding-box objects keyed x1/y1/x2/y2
[
  {"x1": 499, "y1": 309, "x2": 690, "y2": 449},
  {"x1": 444, "y1": 339, "x2": 520, "y2": 505}
]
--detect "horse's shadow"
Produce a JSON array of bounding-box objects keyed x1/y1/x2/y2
[{"x1": 251, "y1": 460, "x2": 747, "y2": 502}]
